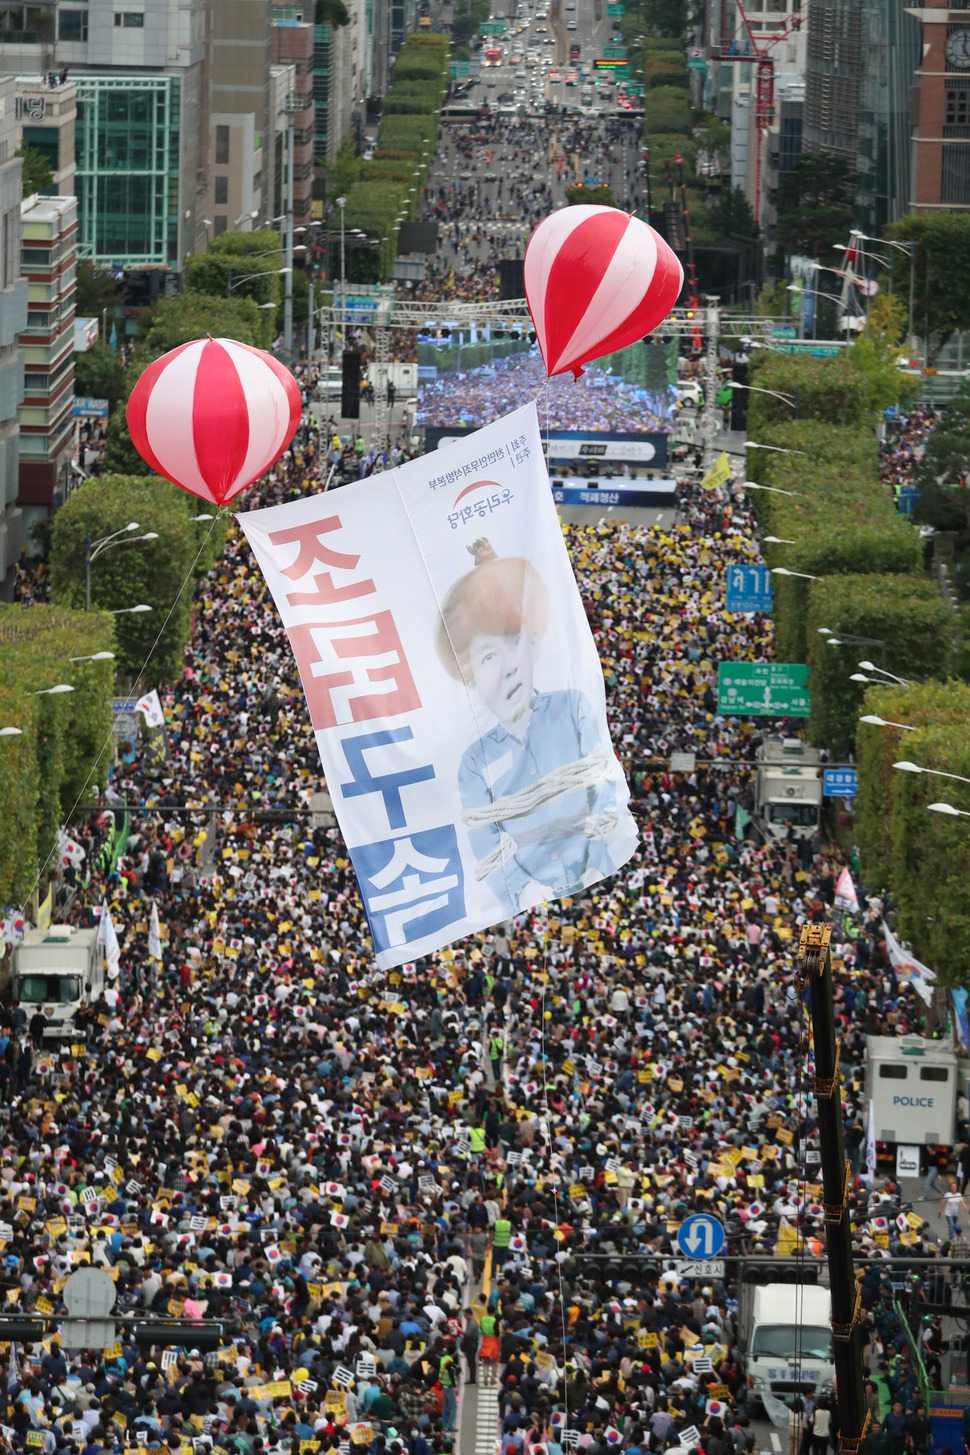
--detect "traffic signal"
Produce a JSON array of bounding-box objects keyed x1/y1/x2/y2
[
  {"x1": 741, "y1": 1263, "x2": 819, "y2": 1286},
  {"x1": 341, "y1": 349, "x2": 361, "y2": 420},
  {"x1": 133, "y1": 1322, "x2": 227, "y2": 1350}
]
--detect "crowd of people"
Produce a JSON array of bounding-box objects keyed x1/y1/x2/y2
[
  {"x1": 0, "y1": 439, "x2": 949, "y2": 1455},
  {"x1": 417, "y1": 353, "x2": 671, "y2": 433},
  {"x1": 879, "y1": 404, "x2": 939, "y2": 504},
  {"x1": 1, "y1": 55, "x2": 959, "y2": 1455}
]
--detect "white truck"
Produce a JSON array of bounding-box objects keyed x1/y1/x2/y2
[
  {"x1": 742, "y1": 1282, "x2": 834, "y2": 1411},
  {"x1": 866, "y1": 1034, "x2": 958, "y2": 1151},
  {"x1": 755, "y1": 737, "x2": 822, "y2": 842},
  {"x1": 11, "y1": 925, "x2": 105, "y2": 1041}
]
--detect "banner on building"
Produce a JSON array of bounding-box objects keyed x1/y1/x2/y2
[{"x1": 239, "y1": 402, "x2": 638, "y2": 968}]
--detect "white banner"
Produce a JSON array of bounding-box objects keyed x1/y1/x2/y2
[{"x1": 239, "y1": 402, "x2": 637, "y2": 968}]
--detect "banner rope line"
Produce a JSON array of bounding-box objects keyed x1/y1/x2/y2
[{"x1": 18, "y1": 510, "x2": 223, "y2": 922}]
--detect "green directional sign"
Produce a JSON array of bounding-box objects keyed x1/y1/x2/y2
[
  {"x1": 480, "y1": 21, "x2": 504, "y2": 33},
  {"x1": 607, "y1": 2, "x2": 626, "y2": 12},
  {"x1": 717, "y1": 662, "x2": 811, "y2": 717},
  {"x1": 605, "y1": 44, "x2": 628, "y2": 57},
  {"x1": 450, "y1": 62, "x2": 473, "y2": 79}
]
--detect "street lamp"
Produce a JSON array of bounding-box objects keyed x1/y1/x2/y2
[
  {"x1": 770, "y1": 567, "x2": 820, "y2": 580},
  {"x1": 0, "y1": 726, "x2": 23, "y2": 737},
  {"x1": 33, "y1": 684, "x2": 75, "y2": 696},
  {"x1": 109, "y1": 603, "x2": 152, "y2": 615},
  {"x1": 191, "y1": 513, "x2": 214, "y2": 522},
  {"x1": 894, "y1": 760, "x2": 970, "y2": 786},
  {"x1": 85, "y1": 525, "x2": 159, "y2": 611},
  {"x1": 742, "y1": 481, "x2": 804, "y2": 499},
  {"x1": 69, "y1": 651, "x2": 115, "y2": 663},
  {"x1": 927, "y1": 802, "x2": 970, "y2": 819},
  {"x1": 727, "y1": 381, "x2": 796, "y2": 408},
  {"x1": 858, "y1": 714, "x2": 915, "y2": 731},
  {"x1": 743, "y1": 442, "x2": 808, "y2": 456},
  {"x1": 226, "y1": 267, "x2": 291, "y2": 298},
  {"x1": 839, "y1": 230, "x2": 916, "y2": 345},
  {"x1": 763, "y1": 535, "x2": 796, "y2": 544},
  {"x1": 858, "y1": 659, "x2": 910, "y2": 686}
]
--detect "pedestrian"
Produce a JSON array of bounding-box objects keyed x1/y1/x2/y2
[{"x1": 461, "y1": 1308, "x2": 481, "y2": 1386}]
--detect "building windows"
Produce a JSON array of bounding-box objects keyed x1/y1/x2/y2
[
  {"x1": 942, "y1": 143, "x2": 970, "y2": 203},
  {"x1": 58, "y1": 7, "x2": 89, "y2": 41},
  {"x1": 114, "y1": 12, "x2": 145, "y2": 26},
  {"x1": 215, "y1": 125, "x2": 230, "y2": 165},
  {"x1": 945, "y1": 81, "x2": 970, "y2": 138},
  {"x1": 213, "y1": 216, "x2": 228, "y2": 236},
  {"x1": 214, "y1": 175, "x2": 228, "y2": 204}
]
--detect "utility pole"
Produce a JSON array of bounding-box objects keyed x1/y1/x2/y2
[
  {"x1": 701, "y1": 295, "x2": 720, "y2": 474},
  {"x1": 283, "y1": 98, "x2": 295, "y2": 356},
  {"x1": 798, "y1": 923, "x2": 867, "y2": 1455}
]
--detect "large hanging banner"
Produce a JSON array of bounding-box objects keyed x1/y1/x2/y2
[{"x1": 238, "y1": 401, "x2": 638, "y2": 968}]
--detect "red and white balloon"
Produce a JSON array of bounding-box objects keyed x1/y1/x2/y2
[
  {"x1": 127, "y1": 337, "x2": 302, "y2": 507},
  {"x1": 524, "y1": 205, "x2": 683, "y2": 379}
]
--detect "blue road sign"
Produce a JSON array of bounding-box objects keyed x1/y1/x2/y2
[
  {"x1": 823, "y1": 767, "x2": 857, "y2": 798},
  {"x1": 725, "y1": 564, "x2": 773, "y2": 614},
  {"x1": 676, "y1": 1213, "x2": 726, "y2": 1260}
]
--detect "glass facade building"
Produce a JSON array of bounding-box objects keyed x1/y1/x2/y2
[{"x1": 75, "y1": 74, "x2": 180, "y2": 267}]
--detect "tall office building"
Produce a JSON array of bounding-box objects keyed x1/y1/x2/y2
[
  {"x1": 208, "y1": 0, "x2": 270, "y2": 238},
  {"x1": 271, "y1": 17, "x2": 314, "y2": 228},
  {"x1": 910, "y1": 0, "x2": 970, "y2": 211},
  {"x1": 13, "y1": 73, "x2": 77, "y2": 196},
  {"x1": 0, "y1": 76, "x2": 29, "y2": 596},
  {"x1": 17, "y1": 193, "x2": 76, "y2": 522},
  {"x1": 803, "y1": 0, "x2": 863, "y2": 161},
  {"x1": 0, "y1": 0, "x2": 207, "y2": 273},
  {"x1": 856, "y1": 0, "x2": 920, "y2": 231}
]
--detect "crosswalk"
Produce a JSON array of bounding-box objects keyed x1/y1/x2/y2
[{"x1": 474, "y1": 1379, "x2": 501, "y2": 1455}]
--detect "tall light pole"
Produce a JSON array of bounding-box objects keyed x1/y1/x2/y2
[
  {"x1": 85, "y1": 524, "x2": 158, "y2": 612},
  {"x1": 283, "y1": 95, "x2": 296, "y2": 356},
  {"x1": 337, "y1": 196, "x2": 347, "y2": 343}
]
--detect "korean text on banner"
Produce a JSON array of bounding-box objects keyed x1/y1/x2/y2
[{"x1": 238, "y1": 402, "x2": 638, "y2": 968}]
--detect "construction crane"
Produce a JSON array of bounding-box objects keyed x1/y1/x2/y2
[{"x1": 707, "y1": 0, "x2": 804, "y2": 224}]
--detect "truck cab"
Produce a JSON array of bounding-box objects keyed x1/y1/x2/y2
[
  {"x1": 755, "y1": 736, "x2": 822, "y2": 842},
  {"x1": 743, "y1": 1283, "x2": 834, "y2": 1411},
  {"x1": 12, "y1": 925, "x2": 104, "y2": 1041}
]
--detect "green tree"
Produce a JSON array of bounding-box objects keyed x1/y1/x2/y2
[
  {"x1": 708, "y1": 186, "x2": 757, "y2": 239},
  {"x1": 17, "y1": 142, "x2": 52, "y2": 197},
  {"x1": 74, "y1": 342, "x2": 126, "y2": 406},
  {"x1": 887, "y1": 212, "x2": 970, "y2": 366},
  {"x1": 102, "y1": 293, "x2": 268, "y2": 474},
  {"x1": 50, "y1": 475, "x2": 198, "y2": 681},
  {"x1": 847, "y1": 295, "x2": 914, "y2": 415},
  {"x1": 74, "y1": 261, "x2": 124, "y2": 325},
  {"x1": 316, "y1": 0, "x2": 349, "y2": 22},
  {"x1": 776, "y1": 154, "x2": 855, "y2": 259},
  {"x1": 0, "y1": 605, "x2": 116, "y2": 903}
]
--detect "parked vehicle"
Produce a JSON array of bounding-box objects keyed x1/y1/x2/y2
[{"x1": 12, "y1": 924, "x2": 104, "y2": 1041}]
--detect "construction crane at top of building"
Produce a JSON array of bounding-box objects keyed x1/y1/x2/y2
[{"x1": 708, "y1": 0, "x2": 804, "y2": 223}]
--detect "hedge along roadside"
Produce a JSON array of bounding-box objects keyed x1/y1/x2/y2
[
  {"x1": 742, "y1": 416, "x2": 920, "y2": 660},
  {"x1": 855, "y1": 680, "x2": 970, "y2": 880},
  {"x1": 805, "y1": 574, "x2": 956, "y2": 759},
  {"x1": 49, "y1": 475, "x2": 199, "y2": 683},
  {"x1": 0, "y1": 605, "x2": 116, "y2": 906},
  {"x1": 349, "y1": 33, "x2": 450, "y2": 281}
]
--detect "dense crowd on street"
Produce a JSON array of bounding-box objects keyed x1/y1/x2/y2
[
  {"x1": 879, "y1": 404, "x2": 939, "y2": 502},
  {"x1": 1, "y1": 43, "x2": 958, "y2": 1455},
  {"x1": 0, "y1": 435, "x2": 948, "y2": 1455},
  {"x1": 417, "y1": 353, "x2": 671, "y2": 433}
]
